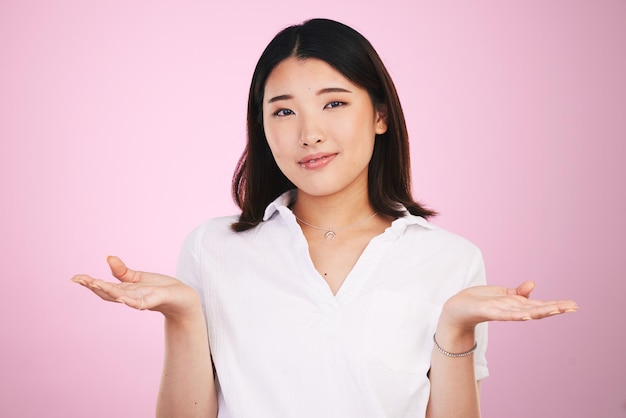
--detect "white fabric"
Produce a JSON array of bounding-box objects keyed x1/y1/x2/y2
[{"x1": 177, "y1": 190, "x2": 488, "y2": 418}]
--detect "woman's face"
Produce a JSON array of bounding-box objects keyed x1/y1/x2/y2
[{"x1": 262, "y1": 57, "x2": 387, "y2": 200}]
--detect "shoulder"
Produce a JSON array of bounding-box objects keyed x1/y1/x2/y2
[
  {"x1": 390, "y1": 216, "x2": 487, "y2": 289},
  {"x1": 396, "y1": 215, "x2": 482, "y2": 259},
  {"x1": 180, "y1": 215, "x2": 242, "y2": 252},
  {"x1": 189, "y1": 215, "x2": 240, "y2": 236}
]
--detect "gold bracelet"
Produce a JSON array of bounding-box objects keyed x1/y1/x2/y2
[{"x1": 433, "y1": 333, "x2": 477, "y2": 358}]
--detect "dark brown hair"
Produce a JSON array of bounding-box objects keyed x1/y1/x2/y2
[{"x1": 231, "y1": 18, "x2": 434, "y2": 232}]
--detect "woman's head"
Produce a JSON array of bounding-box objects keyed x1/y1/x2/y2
[{"x1": 231, "y1": 18, "x2": 434, "y2": 231}]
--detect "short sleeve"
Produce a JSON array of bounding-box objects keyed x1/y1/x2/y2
[
  {"x1": 176, "y1": 226, "x2": 207, "y2": 314},
  {"x1": 465, "y1": 250, "x2": 489, "y2": 380}
]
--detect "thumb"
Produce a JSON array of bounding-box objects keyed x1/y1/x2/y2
[
  {"x1": 107, "y1": 255, "x2": 139, "y2": 283},
  {"x1": 514, "y1": 280, "x2": 536, "y2": 298}
]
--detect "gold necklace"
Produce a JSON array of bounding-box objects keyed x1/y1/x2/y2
[{"x1": 294, "y1": 212, "x2": 377, "y2": 240}]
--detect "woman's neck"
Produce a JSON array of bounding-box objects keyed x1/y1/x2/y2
[{"x1": 290, "y1": 188, "x2": 374, "y2": 229}]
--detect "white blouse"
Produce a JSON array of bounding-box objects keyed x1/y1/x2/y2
[{"x1": 177, "y1": 191, "x2": 488, "y2": 418}]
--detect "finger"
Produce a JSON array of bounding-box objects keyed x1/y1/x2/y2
[
  {"x1": 487, "y1": 306, "x2": 535, "y2": 321},
  {"x1": 512, "y1": 300, "x2": 578, "y2": 320},
  {"x1": 505, "y1": 281, "x2": 536, "y2": 298},
  {"x1": 72, "y1": 274, "x2": 108, "y2": 293},
  {"x1": 91, "y1": 278, "x2": 146, "y2": 302},
  {"x1": 117, "y1": 294, "x2": 154, "y2": 311},
  {"x1": 562, "y1": 301, "x2": 579, "y2": 313},
  {"x1": 71, "y1": 274, "x2": 92, "y2": 287},
  {"x1": 107, "y1": 255, "x2": 141, "y2": 283},
  {"x1": 71, "y1": 275, "x2": 121, "y2": 303},
  {"x1": 544, "y1": 299, "x2": 579, "y2": 314},
  {"x1": 528, "y1": 303, "x2": 573, "y2": 319},
  {"x1": 504, "y1": 295, "x2": 578, "y2": 314}
]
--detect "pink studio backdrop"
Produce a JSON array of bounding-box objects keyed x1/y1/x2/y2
[{"x1": 1, "y1": 1, "x2": 624, "y2": 417}]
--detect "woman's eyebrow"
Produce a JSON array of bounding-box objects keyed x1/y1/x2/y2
[
  {"x1": 267, "y1": 87, "x2": 352, "y2": 104},
  {"x1": 317, "y1": 87, "x2": 352, "y2": 95},
  {"x1": 267, "y1": 94, "x2": 293, "y2": 104}
]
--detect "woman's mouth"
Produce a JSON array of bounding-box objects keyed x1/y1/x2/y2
[{"x1": 298, "y1": 153, "x2": 337, "y2": 169}]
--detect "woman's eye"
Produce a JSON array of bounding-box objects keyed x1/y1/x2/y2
[
  {"x1": 325, "y1": 101, "x2": 345, "y2": 109},
  {"x1": 273, "y1": 108, "x2": 294, "y2": 117}
]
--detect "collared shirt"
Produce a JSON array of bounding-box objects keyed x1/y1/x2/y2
[{"x1": 177, "y1": 191, "x2": 488, "y2": 418}]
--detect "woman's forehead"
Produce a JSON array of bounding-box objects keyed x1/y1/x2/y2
[{"x1": 264, "y1": 57, "x2": 360, "y2": 100}]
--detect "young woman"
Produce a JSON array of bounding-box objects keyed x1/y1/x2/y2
[{"x1": 72, "y1": 18, "x2": 578, "y2": 418}]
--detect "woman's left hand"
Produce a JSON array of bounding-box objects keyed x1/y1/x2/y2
[{"x1": 439, "y1": 280, "x2": 578, "y2": 331}]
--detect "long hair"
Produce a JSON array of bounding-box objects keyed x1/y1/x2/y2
[{"x1": 231, "y1": 18, "x2": 435, "y2": 232}]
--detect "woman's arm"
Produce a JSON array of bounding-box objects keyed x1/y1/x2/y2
[
  {"x1": 72, "y1": 256, "x2": 218, "y2": 418},
  {"x1": 157, "y1": 303, "x2": 217, "y2": 418},
  {"x1": 425, "y1": 320, "x2": 481, "y2": 417},
  {"x1": 426, "y1": 281, "x2": 578, "y2": 418}
]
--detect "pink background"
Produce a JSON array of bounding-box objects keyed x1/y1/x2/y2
[{"x1": 1, "y1": 1, "x2": 624, "y2": 417}]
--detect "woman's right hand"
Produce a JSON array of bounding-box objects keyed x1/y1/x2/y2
[{"x1": 71, "y1": 255, "x2": 201, "y2": 320}]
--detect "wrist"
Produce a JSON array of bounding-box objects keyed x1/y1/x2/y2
[
  {"x1": 433, "y1": 333, "x2": 477, "y2": 357},
  {"x1": 434, "y1": 319, "x2": 477, "y2": 355},
  {"x1": 164, "y1": 312, "x2": 206, "y2": 341},
  {"x1": 164, "y1": 299, "x2": 204, "y2": 327},
  {"x1": 438, "y1": 295, "x2": 481, "y2": 332}
]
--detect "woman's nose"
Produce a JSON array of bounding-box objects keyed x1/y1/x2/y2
[
  {"x1": 301, "y1": 136, "x2": 323, "y2": 146},
  {"x1": 299, "y1": 116, "x2": 325, "y2": 146}
]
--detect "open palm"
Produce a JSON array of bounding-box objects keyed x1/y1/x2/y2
[
  {"x1": 441, "y1": 281, "x2": 578, "y2": 330},
  {"x1": 71, "y1": 256, "x2": 200, "y2": 319}
]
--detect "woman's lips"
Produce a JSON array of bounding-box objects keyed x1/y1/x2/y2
[{"x1": 298, "y1": 153, "x2": 337, "y2": 169}]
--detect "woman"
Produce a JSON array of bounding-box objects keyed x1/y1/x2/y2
[{"x1": 72, "y1": 18, "x2": 577, "y2": 418}]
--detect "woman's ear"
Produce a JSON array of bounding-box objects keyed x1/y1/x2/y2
[{"x1": 375, "y1": 104, "x2": 388, "y2": 134}]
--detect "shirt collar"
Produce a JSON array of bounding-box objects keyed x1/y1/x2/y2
[
  {"x1": 263, "y1": 190, "x2": 297, "y2": 221},
  {"x1": 262, "y1": 190, "x2": 435, "y2": 231},
  {"x1": 388, "y1": 206, "x2": 435, "y2": 234}
]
